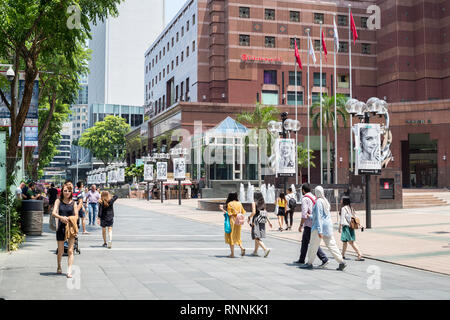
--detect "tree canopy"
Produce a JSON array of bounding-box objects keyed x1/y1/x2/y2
[{"x1": 79, "y1": 115, "x2": 130, "y2": 166}]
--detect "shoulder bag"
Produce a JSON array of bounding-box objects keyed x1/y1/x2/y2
[
  {"x1": 224, "y1": 212, "x2": 231, "y2": 234},
  {"x1": 349, "y1": 207, "x2": 361, "y2": 230}
]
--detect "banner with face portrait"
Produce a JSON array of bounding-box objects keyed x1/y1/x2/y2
[
  {"x1": 144, "y1": 164, "x2": 154, "y2": 182},
  {"x1": 173, "y1": 158, "x2": 186, "y2": 180},
  {"x1": 101, "y1": 172, "x2": 106, "y2": 184},
  {"x1": 275, "y1": 138, "x2": 296, "y2": 176},
  {"x1": 157, "y1": 162, "x2": 167, "y2": 181},
  {"x1": 118, "y1": 167, "x2": 125, "y2": 183},
  {"x1": 354, "y1": 123, "x2": 382, "y2": 175}
]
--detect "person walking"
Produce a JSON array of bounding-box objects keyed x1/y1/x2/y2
[
  {"x1": 86, "y1": 185, "x2": 100, "y2": 226},
  {"x1": 300, "y1": 186, "x2": 347, "y2": 271},
  {"x1": 97, "y1": 191, "x2": 118, "y2": 249},
  {"x1": 47, "y1": 183, "x2": 58, "y2": 215},
  {"x1": 339, "y1": 196, "x2": 365, "y2": 261},
  {"x1": 285, "y1": 188, "x2": 296, "y2": 231},
  {"x1": 247, "y1": 192, "x2": 272, "y2": 257},
  {"x1": 73, "y1": 182, "x2": 88, "y2": 234},
  {"x1": 276, "y1": 193, "x2": 287, "y2": 231},
  {"x1": 52, "y1": 183, "x2": 79, "y2": 278},
  {"x1": 219, "y1": 192, "x2": 246, "y2": 258},
  {"x1": 294, "y1": 183, "x2": 329, "y2": 267}
]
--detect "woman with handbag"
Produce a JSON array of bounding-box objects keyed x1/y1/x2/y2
[
  {"x1": 338, "y1": 196, "x2": 365, "y2": 261},
  {"x1": 276, "y1": 193, "x2": 287, "y2": 231},
  {"x1": 247, "y1": 192, "x2": 273, "y2": 257},
  {"x1": 52, "y1": 183, "x2": 79, "y2": 278},
  {"x1": 219, "y1": 192, "x2": 246, "y2": 258}
]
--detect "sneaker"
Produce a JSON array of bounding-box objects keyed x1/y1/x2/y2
[
  {"x1": 337, "y1": 263, "x2": 347, "y2": 271},
  {"x1": 318, "y1": 260, "x2": 329, "y2": 268},
  {"x1": 299, "y1": 264, "x2": 313, "y2": 269},
  {"x1": 264, "y1": 249, "x2": 270, "y2": 258},
  {"x1": 107, "y1": 242, "x2": 112, "y2": 249},
  {"x1": 102, "y1": 243, "x2": 107, "y2": 247}
]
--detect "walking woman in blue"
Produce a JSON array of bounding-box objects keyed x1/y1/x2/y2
[{"x1": 300, "y1": 186, "x2": 347, "y2": 271}]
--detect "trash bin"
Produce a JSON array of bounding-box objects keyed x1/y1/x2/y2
[{"x1": 20, "y1": 200, "x2": 44, "y2": 236}]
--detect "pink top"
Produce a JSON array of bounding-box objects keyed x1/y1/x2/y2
[
  {"x1": 301, "y1": 192, "x2": 316, "y2": 228},
  {"x1": 86, "y1": 190, "x2": 100, "y2": 204}
]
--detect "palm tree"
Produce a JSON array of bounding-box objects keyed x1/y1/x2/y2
[
  {"x1": 297, "y1": 144, "x2": 316, "y2": 183},
  {"x1": 236, "y1": 103, "x2": 279, "y2": 186},
  {"x1": 310, "y1": 94, "x2": 348, "y2": 184}
]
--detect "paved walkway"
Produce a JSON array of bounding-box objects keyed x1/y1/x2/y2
[
  {"x1": 0, "y1": 200, "x2": 449, "y2": 300},
  {"x1": 121, "y1": 198, "x2": 450, "y2": 275}
]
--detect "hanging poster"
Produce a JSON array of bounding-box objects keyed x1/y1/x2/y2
[
  {"x1": 275, "y1": 138, "x2": 296, "y2": 176},
  {"x1": 354, "y1": 123, "x2": 382, "y2": 175},
  {"x1": 173, "y1": 158, "x2": 186, "y2": 180},
  {"x1": 157, "y1": 162, "x2": 167, "y2": 181},
  {"x1": 144, "y1": 163, "x2": 154, "y2": 182}
]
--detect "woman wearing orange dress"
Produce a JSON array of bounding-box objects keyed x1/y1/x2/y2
[{"x1": 219, "y1": 192, "x2": 246, "y2": 258}]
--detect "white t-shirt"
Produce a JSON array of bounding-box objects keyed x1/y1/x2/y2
[{"x1": 340, "y1": 205, "x2": 353, "y2": 227}]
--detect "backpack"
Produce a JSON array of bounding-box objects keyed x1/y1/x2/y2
[
  {"x1": 255, "y1": 210, "x2": 267, "y2": 224},
  {"x1": 288, "y1": 198, "x2": 297, "y2": 210},
  {"x1": 235, "y1": 213, "x2": 245, "y2": 225}
]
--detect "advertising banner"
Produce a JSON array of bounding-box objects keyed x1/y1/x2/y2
[
  {"x1": 275, "y1": 138, "x2": 296, "y2": 176},
  {"x1": 144, "y1": 163, "x2": 154, "y2": 182},
  {"x1": 354, "y1": 123, "x2": 382, "y2": 175},
  {"x1": 173, "y1": 158, "x2": 186, "y2": 180},
  {"x1": 17, "y1": 126, "x2": 38, "y2": 147},
  {"x1": 157, "y1": 162, "x2": 167, "y2": 181}
]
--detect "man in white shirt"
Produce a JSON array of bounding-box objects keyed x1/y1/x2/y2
[{"x1": 16, "y1": 182, "x2": 25, "y2": 199}]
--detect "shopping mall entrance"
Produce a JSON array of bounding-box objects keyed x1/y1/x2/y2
[{"x1": 402, "y1": 133, "x2": 438, "y2": 188}]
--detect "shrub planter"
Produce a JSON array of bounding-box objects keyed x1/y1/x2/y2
[{"x1": 20, "y1": 200, "x2": 44, "y2": 236}]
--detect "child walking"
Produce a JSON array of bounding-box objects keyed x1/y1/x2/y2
[{"x1": 97, "y1": 191, "x2": 118, "y2": 249}]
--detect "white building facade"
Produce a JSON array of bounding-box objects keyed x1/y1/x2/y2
[{"x1": 145, "y1": 0, "x2": 198, "y2": 117}]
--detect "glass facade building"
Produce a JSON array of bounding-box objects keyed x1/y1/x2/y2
[{"x1": 89, "y1": 104, "x2": 145, "y2": 128}]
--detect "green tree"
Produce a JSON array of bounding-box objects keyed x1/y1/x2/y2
[
  {"x1": 297, "y1": 144, "x2": 316, "y2": 184},
  {"x1": 236, "y1": 103, "x2": 279, "y2": 186},
  {"x1": 79, "y1": 115, "x2": 130, "y2": 167},
  {"x1": 310, "y1": 94, "x2": 348, "y2": 184},
  {"x1": 0, "y1": 0, "x2": 122, "y2": 176}
]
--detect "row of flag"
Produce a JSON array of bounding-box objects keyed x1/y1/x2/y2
[{"x1": 294, "y1": 11, "x2": 358, "y2": 70}]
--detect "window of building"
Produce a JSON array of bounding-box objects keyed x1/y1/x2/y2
[
  {"x1": 314, "y1": 40, "x2": 321, "y2": 51},
  {"x1": 186, "y1": 21, "x2": 189, "y2": 32},
  {"x1": 289, "y1": 71, "x2": 302, "y2": 86},
  {"x1": 193, "y1": 14, "x2": 195, "y2": 25},
  {"x1": 290, "y1": 37, "x2": 300, "y2": 49},
  {"x1": 181, "y1": 26, "x2": 184, "y2": 37},
  {"x1": 159, "y1": 72, "x2": 161, "y2": 81},
  {"x1": 314, "y1": 13, "x2": 324, "y2": 24},
  {"x1": 152, "y1": 59, "x2": 154, "y2": 67},
  {"x1": 176, "y1": 56, "x2": 179, "y2": 66},
  {"x1": 156, "y1": 55, "x2": 158, "y2": 63},
  {"x1": 239, "y1": 7, "x2": 250, "y2": 18},
  {"x1": 186, "y1": 77, "x2": 190, "y2": 100},
  {"x1": 163, "y1": 69, "x2": 165, "y2": 77},
  {"x1": 338, "y1": 75, "x2": 349, "y2": 88},
  {"x1": 180, "y1": 81, "x2": 184, "y2": 101},
  {"x1": 290, "y1": 11, "x2": 300, "y2": 22},
  {"x1": 265, "y1": 36, "x2": 275, "y2": 48},
  {"x1": 263, "y1": 70, "x2": 277, "y2": 84},
  {"x1": 287, "y1": 92, "x2": 303, "y2": 105},
  {"x1": 362, "y1": 43, "x2": 371, "y2": 54},
  {"x1": 146, "y1": 65, "x2": 148, "y2": 73},
  {"x1": 175, "y1": 85, "x2": 179, "y2": 102},
  {"x1": 312, "y1": 92, "x2": 320, "y2": 103},
  {"x1": 313, "y1": 72, "x2": 326, "y2": 86},
  {"x1": 172, "y1": 37, "x2": 174, "y2": 47},
  {"x1": 152, "y1": 79, "x2": 154, "y2": 87},
  {"x1": 176, "y1": 32, "x2": 179, "y2": 42},
  {"x1": 163, "y1": 95, "x2": 166, "y2": 109},
  {"x1": 265, "y1": 9, "x2": 275, "y2": 20},
  {"x1": 338, "y1": 15, "x2": 347, "y2": 26},
  {"x1": 167, "y1": 65, "x2": 169, "y2": 74},
  {"x1": 186, "y1": 46, "x2": 189, "y2": 57},
  {"x1": 159, "y1": 51, "x2": 161, "y2": 59},
  {"x1": 172, "y1": 60, "x2": 174, "y2": 70},
  {"x1": 239, "y1": 34, "x2": 250, "y2": 46},
  {"x1": 181, "y1": 51, "x2": 184, "y2": 62},
  {"x1": 339, "y1": 41, "x2": 348, "y2": 53},
  {"x1": 261, "y1": 90, "x2": 278, "y2": 105},
  {"x1": 167, "y1": 42, "x2": 169, "y2": 51},
  {"x1": 192, "y1": 40, "x2": 195, "y2": 51},
  {"x1": 361, "y1": 17, "x2": 368, "y2": 29}
]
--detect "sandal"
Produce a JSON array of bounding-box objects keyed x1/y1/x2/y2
[
  {"x1": 227, "y1": 254, "x2": 235, "y2": 258},
  {"x1": 66, "y1": 273, "x2": 72, "y2": 278},
  {"x1": 57, "y1": 267, "x2": 62, "y2": 274},
  {"x1": 241, "y1": 248, "x2": 246, "y2": 256},
  {"x1": 356, "y1": 257, "x2": 365, "y2": 261}
]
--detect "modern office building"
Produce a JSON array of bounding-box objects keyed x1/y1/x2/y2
[
  {"x1": 144, "y1": 0, "x2": 450, "y2": 189},
  {"x1": 42, "y1": 122, "x2": 72, "y2": 183}
]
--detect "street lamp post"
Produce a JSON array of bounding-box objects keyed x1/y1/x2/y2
[
  {"x1": 268, "y1": 112, "x2": 301, "y2": 194},
  {"x1": 345, "y1": 97, "x2": 390, "y2": 229}
]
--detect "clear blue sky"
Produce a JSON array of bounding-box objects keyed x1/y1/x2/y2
[{"x1": 165, "y1": 0, "x2": 188, "y2": 26}]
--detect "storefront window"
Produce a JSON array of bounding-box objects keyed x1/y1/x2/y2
[
  {"x1": 287, "y1": 92, "x2": 303, "y2": 105},
  {"x1": 261, "y1": 90, "x2": 279, "y2": 105}
]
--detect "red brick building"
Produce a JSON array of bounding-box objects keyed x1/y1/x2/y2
[{"x1": 141, "y1": 0, "x2": 450, "y2": 188}]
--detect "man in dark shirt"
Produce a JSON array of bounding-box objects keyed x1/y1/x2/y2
[{"x1": 22, "y1": 182, "x2": 40, "y2": 200}]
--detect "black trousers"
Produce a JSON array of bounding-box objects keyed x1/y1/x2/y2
[
  {"x1": 285, "y1": 209, "x2": 294, "y2": 227},
  {"x1": 299, "y1": 226, "x2": 328, "y2": 264}
]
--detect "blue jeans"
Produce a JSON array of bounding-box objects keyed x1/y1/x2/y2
[{"x1": 88, "y1": 203, "x2": 98, "y2": 225}]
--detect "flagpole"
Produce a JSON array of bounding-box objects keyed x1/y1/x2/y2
[
  {"x1": 306, "y1": 29, "x2": 311, "y2": 184},
  {"x1": 349, "y1": 4, "x2": 353, "y2": 173},
  {"x1": 319, "y1": 22, "x2": 323, "y2": 185},
  {"x1": 334, "y1": 14, "x2": 338, "y2": 185},
  {"x1": 295, "y1": 35, "x2": 298, "y2": 186}
]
